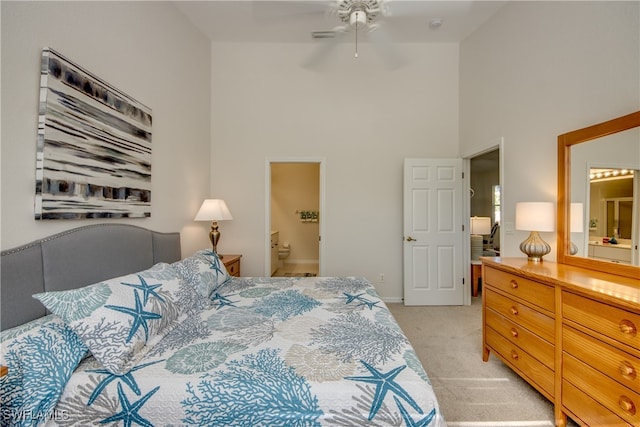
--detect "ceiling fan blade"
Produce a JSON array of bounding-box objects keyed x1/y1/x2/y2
[
  {"x1": 368, "y1": 25, "x2": 405, "y2": 69},
  {"x1": 301, "y1": 32, "x2": 343, "y2": 69},
  {"x1": 311, "y1": 30, "x2": 338, "y2": 39}
]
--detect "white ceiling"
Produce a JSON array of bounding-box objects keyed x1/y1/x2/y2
[{"x1": 174, "y1": 0, "x2": 508, "y2": 43}]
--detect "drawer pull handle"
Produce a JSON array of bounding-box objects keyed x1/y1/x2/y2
[
  {"x1": 510, "y1": 306, "x2": 519, "y2": 316},
  {"x1": 510, "y1": 350, "x2": 519, "y2": 361},
  {"x1": 510, "y1": 279, "x2": 518, "y2": 289},
  {"x1": 619, "y1": 395, "x2": 636, "y2": 415},
  {"x1": 619, "y1": 361, "x2": 637, "y2": 380},
  {"x1": 619, "y1": 319, "x2": 637, "y2": 336},
  {"x1": 510, "y1": 328, "x2": 519, "y2": 338}
]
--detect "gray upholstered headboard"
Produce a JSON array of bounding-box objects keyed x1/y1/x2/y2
[{"x1": 1, "y1": 224, "x2": 181, "y2": 331}]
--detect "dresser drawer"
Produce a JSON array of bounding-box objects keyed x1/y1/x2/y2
[
  {"x1": 564, "y1": 353, "x2": 640, "y2": 426},
  {"x1": 486, "y1": 308, "x2": 554, "y2": 369},
  {"x1": 563, "y1": 325, "x2": 640, "y2": 393},
  {"x1": 563, "y1": 380, "x2": 633, "y2": 427},
  {"x1": 485, "y1": 289, "x2": 554, "y2": 343},
  {"x1": 563, "y1": 292, "x2": 640, "y2": 351},
  {"x1": 484, "y1": 266, "x2": 555, "y2": 312},
  {"x1": 486, "y1": 326, "x2": 554, "y2": 397}
]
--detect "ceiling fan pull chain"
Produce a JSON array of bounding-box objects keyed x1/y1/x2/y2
[{"x1": 354, "y1": 11, "x2": 359, "y2": 58}]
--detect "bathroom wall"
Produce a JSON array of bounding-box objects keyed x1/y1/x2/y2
[{"x1": 271, "y1": 163, "x2": 320, "y2": 265}]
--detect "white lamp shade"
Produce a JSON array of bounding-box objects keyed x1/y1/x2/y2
[
  {"x1": 470, "y1": 217, "x2": 492, "y2": 235},
  {"x1": 515, "y1": 202, "x2": 555, "y2": 232},
  {"x1": 194, "y1": 199, "x2": 233, "y2": 221},
  {"x1": 570, "y1": 202, "x2": 584, "y2": 232}
]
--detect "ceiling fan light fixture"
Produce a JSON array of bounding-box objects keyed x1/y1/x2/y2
[{"x1": 350, "y1": 8, "x2": 367, "y2": 28}]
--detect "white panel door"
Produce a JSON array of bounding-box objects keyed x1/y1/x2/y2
[{"x1": 403, "y1": 158, "x2": 464, "y2": 305}]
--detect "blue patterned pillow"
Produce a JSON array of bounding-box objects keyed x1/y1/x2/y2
[
  {"x1": 33, "y1": 263, "x2": 201, "y2": 375},
  {"x1": 172, "y1": 249, "x2": 231, "y2": 299},
  {"x1": 1, "y1": 315, "x2": 88, "y2": 426}
]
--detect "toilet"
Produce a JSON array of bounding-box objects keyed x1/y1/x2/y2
[{"x1": 278, "y1": 243, "x2": 291, "y2": 261}]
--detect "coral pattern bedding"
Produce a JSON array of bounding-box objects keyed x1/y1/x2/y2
[{"x1": 1, "y1": 251, "x2": 446, "y2": 427}]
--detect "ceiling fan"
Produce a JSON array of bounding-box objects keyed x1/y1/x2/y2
[
  {"x1": 251, "y1": 0, "x2": 453, "y2": 68},
  {"x1": 304, "y1": 0, "x2": 404, "y2": 68},
  {"x1": 312, "y1": 0, "x2": 384, "y2": 40}
]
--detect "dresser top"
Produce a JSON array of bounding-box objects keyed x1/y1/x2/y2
[{"x1": 481, "y1": 257, "x2": 640, "y2": 310}]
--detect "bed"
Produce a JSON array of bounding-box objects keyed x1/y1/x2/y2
[{"x1": 1, "y1": 224, "x2": 446, "y2": 426}]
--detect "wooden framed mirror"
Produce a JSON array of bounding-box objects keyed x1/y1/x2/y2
[{"x1": 558, "y1": 110, "x2": 640, "y2": 280}]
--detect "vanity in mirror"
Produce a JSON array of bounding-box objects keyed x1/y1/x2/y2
[{"x1": 558, "y1": 110, "x2": 640, "y2": 279}]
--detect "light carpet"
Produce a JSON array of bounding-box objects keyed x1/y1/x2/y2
[{"x1": 387, "y1": 297, "x2": 577, "y2": 426}]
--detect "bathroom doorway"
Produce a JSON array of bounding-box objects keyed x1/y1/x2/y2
[{"x1": 265, "y1": 158, "x2": 325, "y2": 277}]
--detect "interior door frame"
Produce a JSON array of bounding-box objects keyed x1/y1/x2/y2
[
  {"x1": 264, "y1": 157, "x2": 326, "y2": 277},
  {"x1": 462, "y1": 138, "x2": 504, "y2": 305}
]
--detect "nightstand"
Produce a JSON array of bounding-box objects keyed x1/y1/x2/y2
[
  {"x1": 471, "y1": 260, "x2": 482, "y2": 297},
  {"x1": 0, "y1": 365, "x2": 7, "y2": 377},
  {"x1": 221, "y1": 254, "x2": 241, "y2": 277}
]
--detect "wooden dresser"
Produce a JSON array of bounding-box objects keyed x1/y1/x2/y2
[{"x1": 482, "y1": 257, "x2": 640, "y2": 427}]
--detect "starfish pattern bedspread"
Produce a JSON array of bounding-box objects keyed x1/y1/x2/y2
[{"x1": 48, "y1": 276, "x2": 447, "y2": 426}]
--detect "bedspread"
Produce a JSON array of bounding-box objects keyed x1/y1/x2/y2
[{"x1": 49, "y1": 276, "x2": 446, "y2": 426}]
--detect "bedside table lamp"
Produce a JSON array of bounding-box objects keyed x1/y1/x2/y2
[
  {"x1": 470, "y1": 216, "x2": 491, "y2": 261},
  {"x1": 195, "y1": 199, "x2": 233, "y2": 257},
  {"x1": 515, "y1": 202, "x2": 555, "y2": 262}
]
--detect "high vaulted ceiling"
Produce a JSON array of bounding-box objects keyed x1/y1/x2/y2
[{"x1": 174, "y1": 1, "x2": 508, "y2": 43}]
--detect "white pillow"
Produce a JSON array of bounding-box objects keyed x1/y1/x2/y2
[
  {"x1": 33, "y1": 263, "x2": 199, "y2": 375},
  {"x1": 1, "y1": 315, "x2": 88, "y2": 421},
  {"x1": 172, "y1": 249, "x2": 231, "y2": 299}
]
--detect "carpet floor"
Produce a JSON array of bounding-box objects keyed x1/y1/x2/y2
[{"x1": 387, "y1": 297, "x2": 578, "y2": 427}]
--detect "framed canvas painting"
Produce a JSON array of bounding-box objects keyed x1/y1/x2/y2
[{"x1": 35, "y1": 48, "x2": 152, "y2": 219}]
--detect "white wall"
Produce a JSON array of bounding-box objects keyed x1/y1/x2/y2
[
  {"x1": 5, "y1": 1, "x2": 636, "y2": 301},
  {"x1": 460, "y1": 1, "x2": 640, "y2": 260},
  {"x1": 1, "y1": 1, "x2": 212, "y2": 256},
  {"x1": 210, "y1": 42, "x2": 460, "y2": 300}
]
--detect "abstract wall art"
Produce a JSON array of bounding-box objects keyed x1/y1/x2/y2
[{"x1": 35, "y1": 48, "x2": 152, "y2": 220}]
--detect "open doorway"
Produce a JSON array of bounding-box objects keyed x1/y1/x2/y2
[
  {"x1": 468, "y1": 147, "x2": 501, "y2": 300},
  {"x1": 266, "y1": 159, "x2": 324, "y2": 277},
  {"x1": 470, "y1": 148, "x2": 501, "y2": 255}
]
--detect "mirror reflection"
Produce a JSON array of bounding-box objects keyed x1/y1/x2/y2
[{"x1": 569, "y1": 127, "x2": 639, "y2": 266}]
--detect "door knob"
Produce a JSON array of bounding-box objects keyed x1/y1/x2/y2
[{"x1": 406, "y1": 236, "x2": 416, "y2": 242}]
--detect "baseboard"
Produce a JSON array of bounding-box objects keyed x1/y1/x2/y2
[{"x1": 381, "y1": 297, "x2": 403, "y2": 304}]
